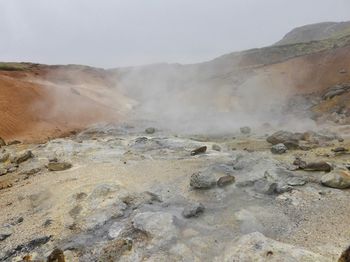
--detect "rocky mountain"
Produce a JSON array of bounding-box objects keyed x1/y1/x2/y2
[{"x1": 276, "y1": 21, "x2": 350, "y2": 45}]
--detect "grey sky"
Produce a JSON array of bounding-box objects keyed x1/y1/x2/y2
[{"x1": 1, "y1": 0, "x2": 350, "y2": 68}]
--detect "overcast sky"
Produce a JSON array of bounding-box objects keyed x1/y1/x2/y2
[{"x1": 1, "y1": 0, "x2": 350, "y2": 68}]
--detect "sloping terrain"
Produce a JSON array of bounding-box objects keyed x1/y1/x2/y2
[
  {"x1": 276, "y1": 21, "x2": 350, "y2": 45},
  {"x1": 0, "y1": 64, "x2": 133, "y2": 142}
]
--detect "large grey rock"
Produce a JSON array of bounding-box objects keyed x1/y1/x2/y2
[
  {"x1": 271, "y1": 143, "x2": 287, "y2": 154},
  {"x1": 215, "y1": 232, "x2": 328, "y2": 262},
  {"x1": 132, "y1": 212, "x2": 178, "y2": 242},
  {"x1": 321, "y1": 169, "x2": 350, "y2": 189},
  {"x1": 267, "y1": 131, "x2": 301, "y2": 146},
  {"x1": 182, "y1": 202, "x2": 205, "y2": 218},
  {"x1": 190, "y1": 171, "x2": 217, "y2": 189}
]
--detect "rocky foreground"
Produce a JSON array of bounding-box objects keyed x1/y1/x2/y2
[{"x1": 0, "y1": 123, "x2": 350, "y2": 261}]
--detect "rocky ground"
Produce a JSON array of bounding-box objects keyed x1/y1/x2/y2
[{"x1": 1, "y1": 123, "x2": 350, "y2": 261}]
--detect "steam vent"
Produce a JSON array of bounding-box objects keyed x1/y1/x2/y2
[{"x1": 1, "y1": 2, "x2": 350, "y2": 261}]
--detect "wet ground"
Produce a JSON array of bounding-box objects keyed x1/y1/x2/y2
[{"x1": 1, "y1": 123, "x2": 350, "y2": 261}]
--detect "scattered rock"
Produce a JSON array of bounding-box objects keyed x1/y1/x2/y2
[
  {"x1": 7, "y1": 140, "x2": 21, "y2": 146},
  {"x1": 182, "y1": 203, "x2": 205, "y2": 218},
  {"x1": 338, "y1": 245, "x2": 350, "y2": 262},
  {"x1": 339, "y1": 69, "x2": 347, "y2": 74},
  {"x1": 217, "y1": 175, "x2": 235, "y2": 187},
  {"x1": 12, "y1": 150, "x2": 34, "y2": 164},
  {"x1": 0, "y1": 168, "x2": 7, "y2": 176},
  {"x1": 0, "y1": 151, "x2": 9, "y2": 163},
  {"x1": 0, "y1": 228, "x2": 12, "y2": 241},
  {"x1": 190, "y1": 146, "x2": 207, "y2": 156},
  {"x1": 271, "y1": 143, "x2": 287, "y2": 154},
  {"x1": 99, "y1": 239, "x2": 133, "y2": 261},
  {"x1": 211, "y1": 144, "x2": 221, "y2": 151},
  {"x1": 287, "y1": 177, "x2": 306, "y2": 186},
  {"x1": 190, "y1": 171, "x2": 216, "y2": 189},
  {"x1": 321, "y1": 168, "x2": 350, "y2": 189},
  {"x1": 145, "y1": 127, "x2": 156, "y2": 134},
  {"x1": 47, "y1": 248, "x2": 65, "y2": 262},
  {"x1": 240, "y1": 126, "x2": 251, "y2": 134},
  {"x1": 293, "y1": 157, "x2": 307, "y2": 169},
  {"x1": 322, "y1": 83, "x2": 350, "y2": 100},
  {"x1": 47, "y1": 162, "x2": 72, "y2": 171},
  {"x1": 332, "y1": 147, "x2": 348, "y2": 154},
  {"x1": 267, "y1": 131, "x2": 301, "y2": 147},
  {"x1": 303, "y1": 161, "x2": 332, "y2": 172},
  {"x1": 0, "y1": 137, "x2": 5, "y2": 147}
]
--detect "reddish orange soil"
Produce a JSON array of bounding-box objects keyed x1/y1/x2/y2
[{"x1": 0, "y1": 66, "x2": 126, "y2": 143}]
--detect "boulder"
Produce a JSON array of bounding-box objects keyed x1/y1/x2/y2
[
  {"x1": 217, "y1": 175, "x2": 235, "y2": 187},
  {"x1": 303, "y1": 161, "x2": 332, "y2": 172},
  {"x1": 215, "y1": 232, "x2": 328, "y2": 262},
  {"x1": 271, "y1": 143, "x2": 287, "y2": 154},
  {"x1": 145, "y1": 127, "x2": 156, "y2": 134},
  {"x1": 190, "y1": 171, "x2": 216, "y2": 189},
  {"x1": 47, "y1": 162, "x2": 72, "y2": 171},
  {"x1": 240, "y1": 126, "x2": 251, "y2": 134},
  {"x1": 182, "y1": 202, "x2": 205, "y2": 218},
  {"x1": 321, "y1": 169, "x2": 350, "y2": 189},
  {"x1": 190, "y1": 146, "x2": 207, "y2": 156},
  {"x1": 267, "y1": 131, "x2": 301, "y2": 149}
]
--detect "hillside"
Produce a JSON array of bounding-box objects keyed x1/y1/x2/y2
[{"x1": 276, "y1": 21, "x2": 350, "y2": 45}]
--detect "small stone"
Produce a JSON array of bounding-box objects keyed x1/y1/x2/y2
[
  {"x1": 145, "y1": 127, "x2": 156, "y2": 134},
  {"x1": 271, "y1": 143, "x2": 287, "y2": 154},
  {"x1": 332, "y1": 147, "x2": 348, "y2": 153},
  {"x1": 212, "y1": 144, "x2": 221, "y2": 151},
  {"x1": 7, "y1": 140, "x2": 21, "y2": 145},
  {"x1": 0, "y1": 168, "x2": 7, "y2": 176},
  {"x1": 287, "y1": 177, "x2": 306, "y2": 186},
  {"x1": 182, "y1": 203, "x2": 205, "y2": 218},
  {"x1": 0, "y1": 151, "x2": 9, "y2": 163},
  {"x1": 303, "y1": 161, "x2": 332, "y2": 172},
  {"x1": 338, "y1": 245, "x2": 350, "y2": 262},
  {"x1": 240, "y1": 126, "x2": 251, "y2": 134},
  {"x1": 0, "y1": 137, "x2": 6, "y2": 147},
  {"x1": 190, "y1": 172, "x2": 216, "y2": 189},
  {"x1": 321, "y1": 169, "x2": 350, "y2": 189},
  {"x1": 0, "y1": 231, "x2": 11, "y2": 241},
  {"x1": 47, "y1": 248, "x2": 65, "y2": 262},
  {"x1": 190, "y1": 146, "x2": 207, "y2": 156},
  {"x1": 47, "y1": 162, "x2": 72, "y2": 171},
  {"x1": 217, "y1": 175, "x2": 235, "y2": 187}
]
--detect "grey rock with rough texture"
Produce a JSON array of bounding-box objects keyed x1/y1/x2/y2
[
  {"x1": 321, "y1": 169, "x2": 350, "y2": 189},
  {"x1": 271, "y1": 143, "x2": 288, "y2": 154},
  {"x1": 0, "y1": 151, "x2": 9, "y2": 163},
  {"x1": 190, "y1": 171, "x2": 216, "y2": 189},
  {"x1": 217, "y1": 175, "x2": 235, "y2": 187},
  {"x1": 182, "y1": 202, "x2": 205, "y2": 218},
  {"x1": 254, "y1": 179, "x2": 278, "y2": 194},
  {"x1": 145, "y1": 127, "x2": 156, "y2": 134}
]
